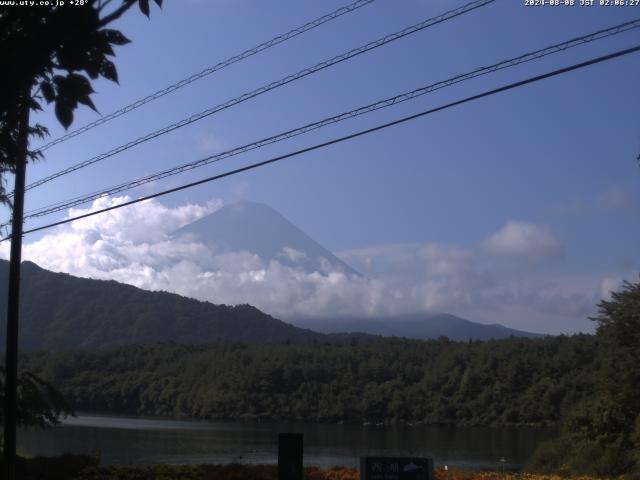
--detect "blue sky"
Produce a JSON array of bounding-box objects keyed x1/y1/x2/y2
[{"x1": 3, "y1": 0, "x2": 639, "y2": 334}]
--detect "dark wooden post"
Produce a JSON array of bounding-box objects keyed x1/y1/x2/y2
[
  {"x1": 3, "y1": 88, "x2": 30, "y2": 480},
  {"x1": 278, "y1": 433, "x2": 303, "y2": 480}
]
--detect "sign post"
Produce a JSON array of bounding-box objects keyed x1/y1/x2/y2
[
  {"x1": 278, "y1": 433, "x2": 303, "y2": 480},
  {"x1": 360, "y1": 457, "x2": 434, "y2": 480}
]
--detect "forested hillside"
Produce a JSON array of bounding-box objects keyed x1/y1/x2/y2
[
  {"x1": 0, "y1": 261, "x2": 326, "y2": 350},
  {"x1": 23, "y1": 335, "x2": 597, "y2": 427}
]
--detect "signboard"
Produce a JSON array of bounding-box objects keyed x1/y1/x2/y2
[
  {"x1": 360, "y1": 457, "x2": 434, "y2": 480},
  {"x1": 278, "y1": 433, "x2": 303, "y2": 480}
]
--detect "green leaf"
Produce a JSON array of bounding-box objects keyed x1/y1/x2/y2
[
  {"x1": 100, "y1": 59, "x2": 118, "y2": 84},
  {"x1": 154, "y1": 0, "x2": 163, "y2": 6},
  {"x1": 83, "y1": 51, "x2": 102, "y2": 79},
  {"x1": 29, "y1": 124, "x2": 50, "y2": 141},
  {"x1": 67, "y1": 73, "x2": 94, "y2": 97},
  {"x1": 55, "y1": 101, "x2": 73, "y2": 129},
  {"x1": 41, "y1": 81, "x2": 55, "y2": 103},
  {"x1": 52, "y1": 75, "x2": 66, "y2": 89},
  {"x1": 91, "y1": 30, "x2": 115, "y2": 57},
  {"x1": 102, "y1": 29, "x2": 131, "y2": 46},
  {"x1": 29, "y1": 97, "x2": 43, "y2": 112},
  {"x1": 78, "y1": 95, "x2": 97, "y2": 112},
  {"x1": 139, "y1": 0, "x2": 150, "y2": 17},
  {"x1": 103, "y1": 42, "x2": 115, "y2": 57}
]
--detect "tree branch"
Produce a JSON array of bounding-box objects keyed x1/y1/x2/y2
[
  {"x1": 98, "y1": 0, "x2": 137, "y2": 27},
  {"x1": 98, "y1": 0, "x2": 116, "y2": 13}
]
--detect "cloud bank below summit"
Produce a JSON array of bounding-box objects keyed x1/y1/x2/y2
[{"x1": 2, "y1": 196, "x2": 629, "y2": 334}]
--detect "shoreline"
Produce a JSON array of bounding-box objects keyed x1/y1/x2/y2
[
  {"x1": 11, "y1": 456, "x2": 600, "y2": 480},
  {"x1": 64, "y1": 410, "x2": 558, "y2": 430},
  {"x1": 19, "y1": 413, "x2": 552, "y2": 472}
]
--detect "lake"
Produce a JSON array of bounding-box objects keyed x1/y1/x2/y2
[{"x1": 18, "y1": 414, "x2": 553, "y2": 470}]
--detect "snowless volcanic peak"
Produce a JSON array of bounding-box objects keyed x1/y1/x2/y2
[{"x1": 173, "y1": 201, "x2": 359, "y2": 276}]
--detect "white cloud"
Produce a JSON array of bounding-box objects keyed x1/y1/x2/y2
[
  {"x1": 5, "y1": 197, "x2": 632, "y2": 334},
  {"x1": 279, "y1": 247, "x2": 307, "y2": 264},
  {"x1": 600, "y1": 276, "x2": 623, "y2": 302},
  {"x1": 10, "y1": 197, "x2": 393, "y2": 318},
  {"x1": 17, "y1": 196, "x2": 221, "y2": 277},
  {"x1": 341, "y1": 242, "x2": 619, "y2": 334},
  {"x1": 550, "y1": 185, "x2": 639, "y2": 216},
  {"x1": 419, "y1": 244, "x2": 472, "y2": 275},
  {"x1": 595, "y1": 186, "x2": 637, "y2": 212},
  {"x1": 483, "y1": 220, "x2": 563, "y2": 259},
  {"x1": 193, "y1": 132, "x2": 225, "y2": 154}
]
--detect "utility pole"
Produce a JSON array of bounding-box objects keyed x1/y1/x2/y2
[{"x1": 3, "y1": 88, "x2": 30, "y2": 480}]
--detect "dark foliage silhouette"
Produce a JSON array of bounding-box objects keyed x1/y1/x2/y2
[{"x1": 0, "y1": 0, "x2": 162, "y2": 204}]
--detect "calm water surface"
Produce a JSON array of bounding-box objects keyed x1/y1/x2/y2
[{"x1": 18, "y1": 414, "x2": 553, "y2": 470}]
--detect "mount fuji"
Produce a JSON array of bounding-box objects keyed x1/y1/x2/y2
[{"x1": 172, "y1": 200, "x2": 360, "y2": 276}]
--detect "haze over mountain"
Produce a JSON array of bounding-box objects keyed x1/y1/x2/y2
[
  {"x1": 172, "y1": 200, "x2": 359, "y2": 276},
  {"x1": 7, "y1": 196, "x2": 603, "y2": 333},
  {"x1": 292, "y1": 313, "x2": 544, "y2": 341},
  {"x1": 0, "y1": 259, "x2": 542, "y2": 350},
  {"x1": 171, "y1": 201, "x2": 543, "y2": 339}
]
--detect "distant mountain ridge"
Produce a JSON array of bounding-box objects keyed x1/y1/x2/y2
[
  {"x1": 292, "y1": 313, "x2": 544, "y2": 341},
  {"x1": 0, "y1": 260, "x2": 543, "y2": 350},
  {"x1": 170, "y1": 201, "x2": 543, "y2": 340},
  {"x1": 0, "y1": 202, "x2": 544, "y2": 350},
  {"x1": 172, "y1": 200, "x2": 359, "y2": 276}
]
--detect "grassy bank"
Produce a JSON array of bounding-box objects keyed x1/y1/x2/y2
[
  {"x1": 75, "y1": 466, "x2": 611, "y2": 480},
  {"x1": 3, "y1": 455, "x2": 613, "y2": 480}
]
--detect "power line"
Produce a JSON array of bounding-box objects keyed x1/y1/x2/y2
[
  {"x1": 19, "y1": 0, "x2": 496, "y2": 196},
  {"x1": 7, "y1": 43, "x2": 639, "y2": 241},
  {"x1": 19, "y1": 18, "x2": 640, "y2": 221},
  {"x1": 32, "y1": 0, "x2": 377, "y2": 153}
]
